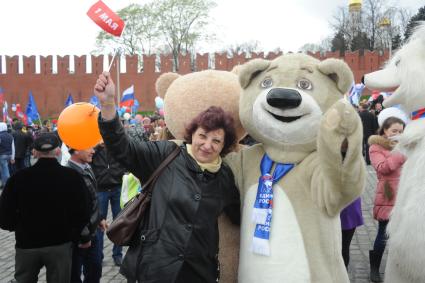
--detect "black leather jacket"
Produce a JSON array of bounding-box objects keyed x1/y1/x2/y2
[
  {"x1": 99, "y1": 114, "x2": 240, "y2": 283},
  {"x1": 67, "y1": 160, "x2": 101, "y2": 244},
  {"x1": 91, "y1": 144, "x2": 126, "y2": 192}
]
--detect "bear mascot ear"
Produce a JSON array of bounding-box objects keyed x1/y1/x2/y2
[
  {"x1": 238, "y1": 58, "x2": 271, "y2": 89},
  {"x1": 317, "y1": 58, "x2": 354, "y2": 94},
  {"x1": 156, "y1": 72, "x2": 181, "y2": 98}
]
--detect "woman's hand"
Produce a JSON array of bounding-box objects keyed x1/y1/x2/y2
[{"x1": 94, "y1": 71, "x2": 116, "y2": 120}]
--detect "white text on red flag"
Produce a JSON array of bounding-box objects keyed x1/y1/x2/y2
[{"x1": 87, "y1": 0, "x2": 125, "y2": 37}]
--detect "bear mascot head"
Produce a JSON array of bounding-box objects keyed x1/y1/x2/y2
[
  {"x1": 237, "y1": 53, "x2": 356, "y2": 161},
  {"x1": 156, "y1": 70, "x2": 245, "y2": 140}
]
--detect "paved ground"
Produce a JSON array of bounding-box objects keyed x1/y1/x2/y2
[{"x1": 0, "y1": 165, "x2": 382, "y2": 282}]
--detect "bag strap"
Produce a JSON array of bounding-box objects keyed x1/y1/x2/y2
[{"x1": 143, "y1": 145, "x2": 181, "y2": 193}]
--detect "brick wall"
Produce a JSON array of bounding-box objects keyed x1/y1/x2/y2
[{"x1": 0, "y1": 50, "x2": 389, "y2": 118}]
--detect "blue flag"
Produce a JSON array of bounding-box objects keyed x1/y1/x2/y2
[
  {"x1": 131, "y1": 99, "x2": 140, "y2": 113},
  {"x1": 89, "y1": 95, "x2": 100, "y2": 108},
  {"x1": 65, "y1": 94, "x2": 74, "y2": 107},
  {"x1": 25, "y1": 91, "x2": 40, "y2": 124}
]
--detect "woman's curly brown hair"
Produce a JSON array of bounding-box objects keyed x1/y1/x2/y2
[{"x1": 184, "y1": 106, "x2": 237, "y2": 156}]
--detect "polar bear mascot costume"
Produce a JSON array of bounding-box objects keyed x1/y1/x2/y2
[{"x1": 363, "y1": 22, "x2": 425, "y2": 283}]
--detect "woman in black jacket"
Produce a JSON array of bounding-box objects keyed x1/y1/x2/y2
[{"x1": 94, "y1": 72, "x2": 240, "y2": 283}]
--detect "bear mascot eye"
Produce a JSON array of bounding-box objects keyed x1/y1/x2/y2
[
  {"x1": 260, "y1": 77, "x2": 273, "y2": 88},
  {"x1": 297, "y1": 79, "x2": 313, "y2": 90}
]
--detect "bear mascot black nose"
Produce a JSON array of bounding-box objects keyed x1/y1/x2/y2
[{"x1": 266, "y1": 88, "x2": 302, "y2": 109}]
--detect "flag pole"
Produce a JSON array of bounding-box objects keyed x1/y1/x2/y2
[
  {"x1": 106, "y1": 24, "x2": 126, "y2": 106},
  {"x1": 107, "y1": 50, "x2": 118, "y2": 72},
  {"x1": 107, "y1": 23, "x2": 126, "y2": 71},
  {"x1": 37, "y1": 113, "x2": 43, "y2": 128},
  {"x1": 116, "y1": 50, "x2": 121, "y2": 107}
]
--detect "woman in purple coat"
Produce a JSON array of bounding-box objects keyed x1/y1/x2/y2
[
  {"x1": 340, "y1": 198, "x2": 364, "y2": 267},
  {"x1": 339, "y1": 138, "x2": 364, "y2": 268}
]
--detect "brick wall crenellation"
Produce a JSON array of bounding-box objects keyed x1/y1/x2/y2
[{"x1": 0, "y1": 50, "x2": 390, "y2": 118}]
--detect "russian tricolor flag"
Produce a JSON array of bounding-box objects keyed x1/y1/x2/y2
[{"x1": 120, "y1": 85, "x2": 135, "y2": 108}]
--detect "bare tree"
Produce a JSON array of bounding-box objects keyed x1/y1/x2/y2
[
  {"x1": 94, "y1": 0, "x2": 216, "y2": 71},
  {"x1": 319, "y1": 37, "x2": 333, "y2": 52},
  {"x1": 299, "y1": 36, "x2": 332, "y2": 53},
  {"x1": 330, "y1": 6, "x2": 354, "y2": 45},
  {"x1": 154, "y1": 0, "x2": 217, "y2": 70},
  {"x1": 299, "y1": 43, "x2": 322, "y2": 53},
  {"x1": 397, "y1": 7, "x2": 414, "y2": 40},
  {"x1": 223, "y1": 40, "x2": 261, "y2": 57},
  {"x1": 375, "y1": 5, "x2": 414, "y2": 51},
  {"x1": 328, "y1": 0, "x2": 414, "y2": 52},
  {"x1": 362, "y1": 0, "x2": 388, "y2": 50}
]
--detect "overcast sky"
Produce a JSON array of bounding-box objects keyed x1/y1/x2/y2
[{"x1": 0, "y1": 0, "x2": 424, "y2": 56}]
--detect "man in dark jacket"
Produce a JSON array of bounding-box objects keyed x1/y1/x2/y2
[
  {"x1": 0, "y1": 122, "x2": 14, "y2": 189},
  {"x1": 91, "y1": 142, "x2": 126, "y2": 266},
  {"x1": 0, "y1": 133, "x2": 90, "y2": 283},
  {"x1": 11, "y1": 121, "x2": 33, "y2": 174},
  {"x1": 68, "y1": 147, "x2": 106, "y2": 283},
  {"x1": 358, "y1": 103, "x2": 379, "y2": 165}
]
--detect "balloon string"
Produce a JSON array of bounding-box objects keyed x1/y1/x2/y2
[{"x1": 90, "y1": 104, "x2": 96, "y2": 116}]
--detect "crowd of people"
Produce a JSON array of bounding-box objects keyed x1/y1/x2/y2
[
  {"x1": 0, "y1": 80, "x2": 409, "y2": 283},
  {"x1": 0, "y1": 111, "x2": 170, "y2": 187}
]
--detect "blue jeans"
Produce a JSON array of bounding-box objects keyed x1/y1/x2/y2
[
  {"x1": 71, "y1": 230, "x2": 103, "y2": 283},
  {"x1": 373, "y1": 220, "x2": 389, "y2": 253},
  {"x1": 97, "y1": 187, "x2": 122, "y2": 260},
  {"x1": 0, "y1": 155, "x2": 11, "y2": 187}
]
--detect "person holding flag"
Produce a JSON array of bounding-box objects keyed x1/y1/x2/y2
[{"x1": 94, "y1": 72, "x2": 240, "y2": 283}]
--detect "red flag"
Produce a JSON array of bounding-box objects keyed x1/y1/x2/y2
[
  {"x1": 87, "y1": 0, "x2": 125, "y2": 37},
  {"x1": 15, "y1": 104, "x2": 28, "y2": 125}
]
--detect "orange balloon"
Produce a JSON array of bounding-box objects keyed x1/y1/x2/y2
[{"x1": 57, "y1": 102, "x2": 102, "y2": 150}]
